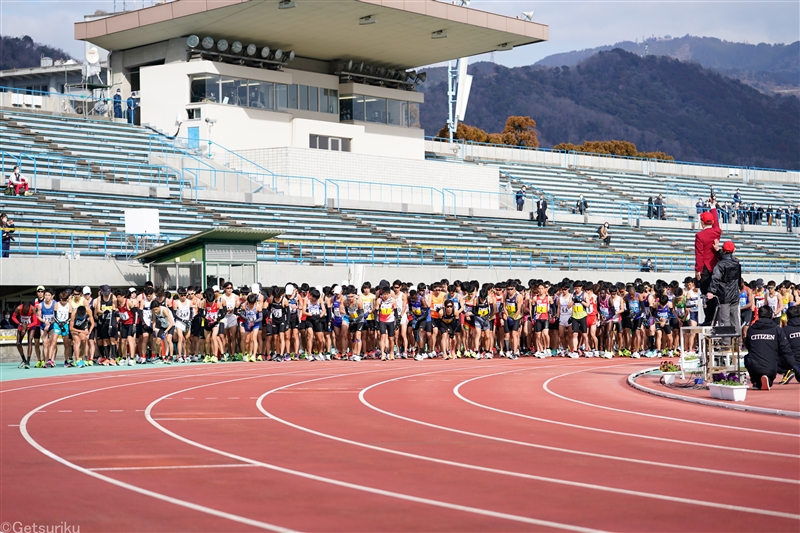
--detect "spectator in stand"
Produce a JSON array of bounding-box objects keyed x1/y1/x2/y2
[
  {"x1": 1, "y1": 213, "x2": 14, "y2": 258},
  {"x1": 536, "y1": 194, "x2": 548, "y2": 227},
  {"x1": 756, "y1": 203, "x2": 765, "y2": 225},
  {"x1": 786, "y1": 205, "x2": 795, "y2": 233},
  {"x1": 640, "y1": 258, "x2": 653, "y2": 272},
  {"x1": 709, "y1": 185, "x2": 716, "y2": 201},
  {"x1": 126, "y1": 93, "x2": 137, "y2": 125},
  {"x1": 574, "y1": 194, "x2": 588, "y2": 215},
  {"x1": 113, "y1": 89, "x2": 123, "y2": 119},
  {"x1": 597, "y1": 223, "x2": 611, "y2": 247},
  {"x1": 6, "y1": 166, "x2": 31, "y2": 196},
  {"x1": 695, "y1": 208, "x2": 721, "y2": 326},
  {"x1": 0, "y1": 308, "x2": 14, "y2": 329},
  {"x1": 695, "y1": 198, "x2": 704, "y2": 215},
  {"x1": 733, "y1": 188, "x2": 741, "y2": 205},
  {"x1": 647, "y1": 197, "x2": 654, "y2": 219},
  {"x1": 653, "y1": 194, "x2": 666, "y2": 220},
  {"x1": 515, "y1": 186, "x2": 526, "y2": 212}
]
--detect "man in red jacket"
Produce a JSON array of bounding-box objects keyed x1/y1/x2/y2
[{"x1": 695, "y1": 208, "x2": 721, "y2": 326}]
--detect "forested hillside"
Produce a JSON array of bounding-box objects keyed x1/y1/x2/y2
[
  {"x1": 0, "y1": 35, "x2": 73, "y2": 71},
  {"x1": 419, "y1": 49, "x2": 800, "y2": 169}
]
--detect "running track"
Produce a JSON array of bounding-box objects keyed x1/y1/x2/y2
[{"x1": 1, "y1": 359, "x2": 798, "y2": 532}]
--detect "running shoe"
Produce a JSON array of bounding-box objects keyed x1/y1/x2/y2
[
  {"x1": 414, "y1": 354, "x2": 424, "y2": 361},
  {"x1": 24, "y1": 363, "x2": 30, "y2": 369},
  {"x1": 18, "y1": 362, "x2": 26, "y2": 369},
  {"x1": 127, "y1": 358, "x2": 135, "y2": 366},
  {"x1": 76, "y1": 360, "x2": 86, "y2": 368},
  {"x1": 779, "y1": 370, "x2": 795, "y2": 385},
  {"x1": 86, "y1": 359, "x2": 94, "y2": 366},
  {"x1": 351, "y1": 355, "x2": 362, "y2": 362},
  {"x1": 760, "y1": 375, "x2": 771, "y2": 390},
  {"x1": 630, "y1": 352, "x2": 641, "y2": 359},
  {"x1": 34, "y1": 360, "x2": 44, "y2": 368},
  {"x1": 485, "y1": 353, "x2": 493, "y2": 359}
]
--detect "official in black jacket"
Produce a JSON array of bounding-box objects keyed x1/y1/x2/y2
[
  {"x1": 778, "y1": 306, "x2": 800, "y2": 384},
  {"x1": 744, "y1": 306, "x2": 792, "y2": 390},
  {"x1": 707, "y1": 241, "x2": 742, "y2": 335}
]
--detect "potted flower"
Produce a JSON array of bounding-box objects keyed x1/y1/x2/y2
[
  {"x1": 659, "y1": 361, "x2": 682, "y2": 385},
  {"x1": 681, "y1": 354, "x2": 700, "y2": 371},
  {"x1": 708, "y1": 373, "x2": 748, "y2": 401}
]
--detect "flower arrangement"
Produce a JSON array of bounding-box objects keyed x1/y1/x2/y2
[
  {"x1": 712, "y1": 372, "x2": 744, "y2": 386},
  {"x1": 659, "y1": 361, "x2": 681, "y2": 373}
]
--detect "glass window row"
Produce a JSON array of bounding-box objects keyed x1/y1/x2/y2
[
  {"x1": 339, "y1": 95, "x2": 420, "y2": 128},
  {"x1": 190, "y1": 75, "x2": 338, "y2": 114}
]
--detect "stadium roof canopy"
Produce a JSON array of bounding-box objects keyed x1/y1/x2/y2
[
  {"x1": 133, "y1": 227, "x2": 281, "y2": 263},
  {"x1": 75, "y1": 0, "x2": 548, "y2": 69}
]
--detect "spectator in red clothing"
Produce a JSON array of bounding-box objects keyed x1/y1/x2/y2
[
  {"x1": 695, "y1": 208, "x2": 722, "y2": 326},
  {"x1": 12, "y1": 301, "x2": 40, "y2": 368},
  {"x1": 6, "y1": 166, "x2": 31, "y2": 196}
]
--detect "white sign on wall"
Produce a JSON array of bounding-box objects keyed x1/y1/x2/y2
[{"x1": 124, "y1": 209, "x2": 160, "y2": 235}]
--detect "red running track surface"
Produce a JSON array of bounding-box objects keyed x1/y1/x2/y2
[{"x1": 1, "y1": 359, "x2": 798, "y2": 532}]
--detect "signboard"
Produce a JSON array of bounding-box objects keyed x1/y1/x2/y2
[{"x1": 124, "y1": 209, "x2": 160, "y2": 235}]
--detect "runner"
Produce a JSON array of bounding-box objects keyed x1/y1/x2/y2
[
  {"x1": 377, "y1": 288, "x2": 396, "y2": 360},
  {"x1": 239, "y1": 292, "x2": 264, "y2": 361},
  {"x1": 115, "y1": 288, "x2": 136, "y2": 365},
  {"x1": 94, "y1": 284, "x2": 118, "y2": 365},
  {"x1": 172, "y1": 287, "x2": 195, "y2": 362},
  {"x1": 11, "y1": 302, "x2": 40, "y2": 368},
  {"x1": 37, "y1": 288, "x2": 58, "y2": 367},
  {"x1": 69, "y1": 303, "x2": 94, "y2": 367}
]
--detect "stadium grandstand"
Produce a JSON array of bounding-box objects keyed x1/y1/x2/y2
[{"x1": 0, "y1": 0, "x2": 797, "y2": 296}]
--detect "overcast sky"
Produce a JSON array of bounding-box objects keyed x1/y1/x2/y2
[{"x1": 0, "y1": 0, "x2": 798, "y2": 66}]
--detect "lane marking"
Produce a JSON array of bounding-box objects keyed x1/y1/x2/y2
[
  {"x1": 110, "y1": 410, "x2": 123, "y2": 412},
  {"x1": 17, "y1": 366, "x2": 353, "y2": 533},
  {"x1": 542, "y1": 366, "x2": 800, "y2": 437},
  {"x1": 356, "y1": 370, "x2": 799, "y2": 484},
  {"x1": 256, "y1": 370, "x2": 800, "y2": 520},
  {"x1": 89, "y1": 464, "x2": 259, "y2": 472},
  {"x1": 84, "y1": 410, "x2": 97, "y2": 413},
  {"x1": 455, "y1": 368, "x2": 799, "y2": 458},
  {"x1": 144, "y1": 365, "x2": 610, "y2": 533},
  {"x1": 154, "y1": 417, "x2": 271, "y2": 421}
]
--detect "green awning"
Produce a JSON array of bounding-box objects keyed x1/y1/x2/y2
[{"x1": 133, "y1": 227, "x2": 281, "y2": 263}]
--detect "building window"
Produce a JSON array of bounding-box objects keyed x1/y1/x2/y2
[
  {"x1": 339, "y1": 94, "x2": 420, "y2": 128},
  {"x1": 288, "y1": 84, "x2": 298, "y2": 109},
  {"x1": 190, "y1": 74, "x2": 220, "y2": 103},
  {"x1": 249, "y1": 81, "x2": 274, "y2": 109},
  {"x1": 276, "y1": 83, "x2": 288, "y2": 109},
  {"x1": 320, "y1": 88, "x2": 338, "y2": 115},
  {"x1": 310, "y1": 134, "x2": 350, "y2": 152},
  {"x1": 308, "y1": 86, "x2": 318, "y2": 112}
]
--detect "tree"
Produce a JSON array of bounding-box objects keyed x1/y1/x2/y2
[
  {"x1": 436, "y1": 116, "x2": 539, "y2": 147},
  {"x1": 553, "y1": 139, "x2": 674, "y2": 160}
]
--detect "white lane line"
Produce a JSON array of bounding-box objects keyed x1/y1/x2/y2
[
  {"x1": 17, "y1": 366, "x2": 354, "y2": 533},
  {"x1": 58, "y1": 410, "x2": 72, "y2": 413},
  {"x1": 153, "y1": 417, "x2": 271, "y2": 421},
  {"x1": 357, "y1": 369, "x2": 798, "y2": 485},
  {"x1": 228, "y1": 397, "x2": 239, "y2": 399},
  {"x1": 454, "y1": 368, "x2": 799, "y2": 458},
  {"x1": 110, "y1": 410, "x2": 123, "y2": 412},
  {"x1": 183, "y1": 398, "x2": 195, "y2": 400},
  {"x1": 84, "y1": 410, "x2": 97, "y2": 413},
  {"x1": 205, "y1": 397, "x2": 217, "y2": 400},
  {"x1": 8, "y1": 424, "x2": 20, "y2": 427},
  {"x1": 542, "y1": 366, "x2": 800, "y2": 437},
  {"x1": 144, "y1": 365, "x2": 610, "y2": 533},
  {"x1": 89, "y1": 464, "x2": 259, "y2": 472}
]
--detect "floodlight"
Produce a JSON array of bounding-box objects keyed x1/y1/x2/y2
[
  {"x1": 287, "y1": 50, "x2": 295, "y2": 61},
  {"x1": 431, "y1": 30, "x2": 448, "y2": 39},
  {"x1": 346, "y1": 59, "x2": 354, "y2": 71},
  {"x1": 186, "y1": 35, "x2": 200, "y2": 48},
  {"x1": 216, "y1": 39, "x2": 228, "y2": 52},
  {"x1": 201, "y1": 36, "x2": 214, "y2": 49},
  {"x1": 281, "y1": 50, "x2": 295, "y2": 62},
  {"x1": 415, "y1": 71, "x2": 427, "y2": 83},
  {"x1": 278, "y1": 0, "x2": 296, "y2": 8},
  {"x1": 274, "y1": 49, "x2": 283, "y2": 60},
  {"x1": 407, "y1": 70, "x2": 416, "y2": 80},
  {"x1": 359, "y1": 15, "x2": 376, "y2": 25},
  {"x1": 357, "y1": 62, "x2": 366, "y2": 73},
  {"x1": 261, "y1": 46, "x2": 271, "y2": 58},
  {"x1": 246, "y1": 44, "x2": 257, "y2": 56},
  {"x1": 522, "y1": 11, "x2": 534, "y2": 21},
  {"x1": 231, "y1": 41, "x2": 242, "y2": 54},
  {"x1": 387, "y1": 69, "x2": 395, "y2": 78}
]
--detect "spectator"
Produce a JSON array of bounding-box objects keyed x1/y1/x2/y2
[
  {"x1": 647, "y1": 197, "x2": 654, "y2": 219},
  {"x1": 709, "y1": 185, "x2": 716, "y2": 201},
  {"x1": 0, "y1": 308, "x2": 14, "y2": 329},
  {"x1": 113, "y1": 89, "x2": 123, "y2": 119},
  {"x1": 733, "y1": 188, "x2": 741, "y2": 205},
  {"x1": 574, "y1": 194, "x2": 588, "y2": 215},
  {"x1": 756, "y1": 203, "x2": 765, "y2": 225},
  {"x1": 654, "y1": 194, "x2": 666, "y2": 220},
  {"x1": 515, "y1": 186, "x2": 526, "y2": 212},
  {"x1": 536, "y1": 194, "x2": 548, "y2": 227},
  {"x1": 1, "y1": 213, "x2": 14, "y2": 258},
  {"x1": 786, "y1": 206, "x2": 794, "y2": 232},
  {"x1": 640, "y1": 258, "x2": 653, "y2": 272},
  {"x1": 6, "y1": 165, "x2": 31, "y2": 196},
  {"x1": 597, "y1": 222, "x2": 611, "y2": 247},
  {"x1": 695, "y1": 198, "x2": 704, "y2": 215},
  {"x1": 126, "y1": 93, "x2": 137, "y2": 125}
]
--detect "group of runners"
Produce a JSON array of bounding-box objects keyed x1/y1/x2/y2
[{"x1": 9, "y1": 276, "x2": 800, "y2": 368}]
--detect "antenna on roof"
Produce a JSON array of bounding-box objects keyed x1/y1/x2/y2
[{"x1": 522, "y1": 11, "x2": 534, "y2": 21}]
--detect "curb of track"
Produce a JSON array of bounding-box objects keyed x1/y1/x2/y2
[{"x1": 627, "y1": 368, "x2": 800, "y2": 418}]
